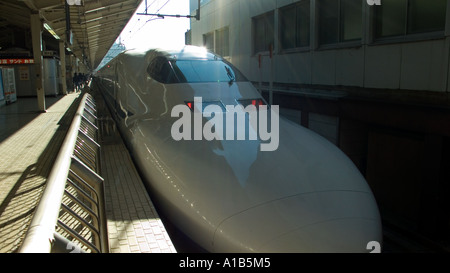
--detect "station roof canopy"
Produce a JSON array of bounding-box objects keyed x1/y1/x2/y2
[{"x1": 0, "y1": 0, "x2": 142, "y2": 70}]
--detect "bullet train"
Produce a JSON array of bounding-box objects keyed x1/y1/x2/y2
[{"x1": 94, "y1": 45, "x2": 382, "y2": 252}]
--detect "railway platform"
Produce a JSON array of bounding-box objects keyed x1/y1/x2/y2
[{"x1": 0, "y1": 89, "x2": 175, "y2": 253}]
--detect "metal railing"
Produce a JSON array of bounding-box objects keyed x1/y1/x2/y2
[{"x1": 19, "y1": 93, "x2": 108, "y2": 253}]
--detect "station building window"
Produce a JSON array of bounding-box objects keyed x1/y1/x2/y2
[
  {"x1": 280, "y1": 0, "x2": 310, "y2": 51},
  {"x1": 203, "y1": 32, "x2": 214, "y2": 52},
  {"x1": 374, "y1": 0, "x2": 446, "y2": 38},
  {"x1": 253, "y1": 11, "x2": 274, "y2": 54},
  {"x1": 318, "y1": 0, "x2": 362, "y2": 45},
  {"x1": 215, "y1": 27, "x2": 230, "y2": 57}
]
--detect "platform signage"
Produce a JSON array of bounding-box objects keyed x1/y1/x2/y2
[
  {"x1": 66, "y1": 0, "x2": 81, "y2": 5},
  {"x1": 0, "y1": 59, "x2": 34, "y2": 65},
  {"x1": 19, "y1": 67, "x2": 30, "y2": 81}
]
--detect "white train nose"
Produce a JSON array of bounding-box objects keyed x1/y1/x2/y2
[
  {"x1": 259, "y1": 218, "x2": 382, "y2": 252},
  {"x1": 213, "y1": 191, "x2": 382, "y2": 253}
]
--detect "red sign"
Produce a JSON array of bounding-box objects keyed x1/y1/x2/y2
[{"x1": 0, "y1": 59, "x2": 35, "y2": 65}]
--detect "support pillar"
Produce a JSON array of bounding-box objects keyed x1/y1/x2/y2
[
  {"x1": 30, "y1": 13, "x2": 46, "y2": 112},
  {"x1": 59, "y1": 41, "x2": 67, "y2": 95}
]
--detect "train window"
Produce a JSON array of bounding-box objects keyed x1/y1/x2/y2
[
  {"x1": 148, "y1": 56, "x2": 248, "y2": 84},
  {"x1": 170, "y1": 60, "x2": 247, "y2": 83},
  {"x1": 147, "y1": 56, "x2": 179, "y2": 84}
]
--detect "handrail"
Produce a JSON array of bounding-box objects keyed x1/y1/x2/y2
[{"x1": 19, "y1": 93, "x2": 108, "y2": 253}]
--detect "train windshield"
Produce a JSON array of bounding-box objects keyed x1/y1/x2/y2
[{"x1": 147, "y1": 56, "x2": 248, "y2": 84}]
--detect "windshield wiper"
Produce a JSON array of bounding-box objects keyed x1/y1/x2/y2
[{"x1": 225, "y1": 66, "x2": 235, "y2": 85}]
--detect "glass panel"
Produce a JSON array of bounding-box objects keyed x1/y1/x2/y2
[
  {"x1": 169, "y1": 60, "x2": 248, "y2": 83},
  {"x1": 264, "y1": 12, "x2": 275, "y2": 52},
  {"x1": 147, "y1": 56, "x2": 177, "y2": 83},
  {"x1": 254, "y1": 16, "x2": 266, "y2": 53},
  {"x1": 296, "y1": 1, "x2": 310, "y2": 47},
  {"x1": 280, "y1": 7, "x2": 296, "y2": 49},
  {"x1": 203, "y1": 32, "x2": 214, "y2": 52},
  {"x1": 340, "y1": 0, "x2": 362, "y2": 41},
  {"x1": 319, "y1": 0, "x2": 339, "y2": 45},
  {"x1": 408, "y1": 0, "x2": 446, "y2": 34},
  {"x1": 215, "y1": 27, "x2": 230, "y2": 57},
  {"x1": 375, "y1": 0, "x2": 407, "y2": 38},
  {"x1": 253, "y1": 12, "x2": 274, "y2": 53}
]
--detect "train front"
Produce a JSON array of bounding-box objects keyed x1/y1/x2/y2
[{"x1": 123, "y1": 46, "x2": 382, "y2": 253}]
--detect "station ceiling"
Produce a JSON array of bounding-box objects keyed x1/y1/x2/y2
[{"x1": 0, "y1": 0, "x2": 142, "y2": 70}]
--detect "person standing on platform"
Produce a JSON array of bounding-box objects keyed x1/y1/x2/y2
[{"x1": 73, "y1": 73, "x2": 79, "y2": 92}]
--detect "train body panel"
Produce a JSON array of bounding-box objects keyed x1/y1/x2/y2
[{"x1": 94, "y1": 46, "x2": 382, "y2": 252}]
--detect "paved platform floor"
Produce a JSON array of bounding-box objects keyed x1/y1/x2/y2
[
  {"x1": 0, "y1": 93, "x2": 81, "y2": 253},
  {"x1": 95, "y1": 89, "x2": 176, "y2": 253}
]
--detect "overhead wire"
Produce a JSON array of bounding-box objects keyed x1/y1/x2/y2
[{"x1": 122, "y1": 0, "x2": 171, "y2": 46}]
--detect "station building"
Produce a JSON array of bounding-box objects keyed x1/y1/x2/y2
[{"x1": 188, "y1": 0, "x2": 450, "y2": 249}]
